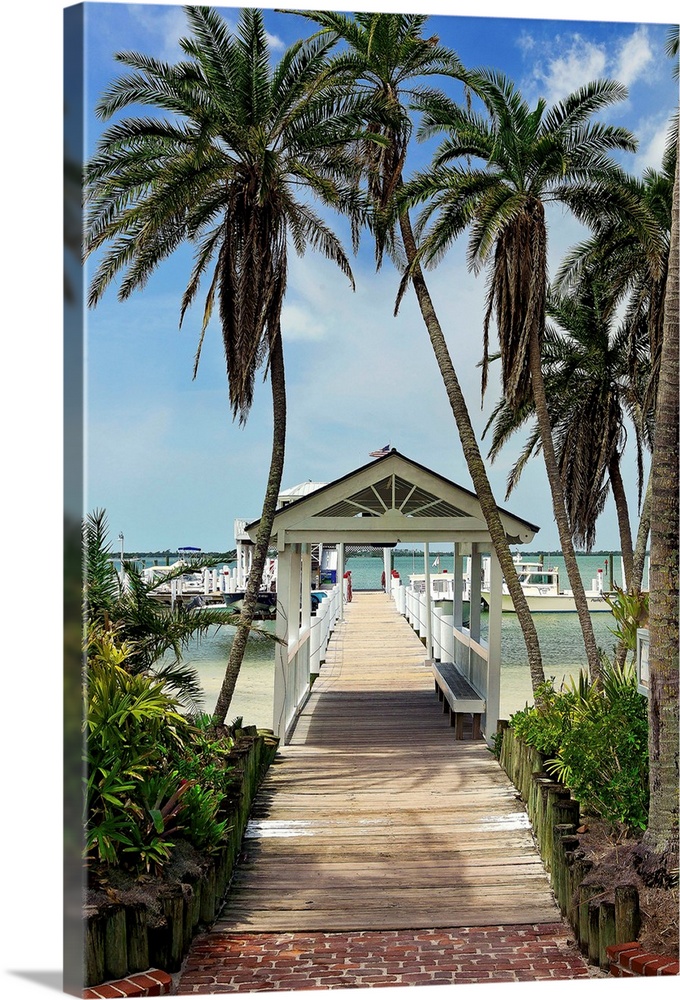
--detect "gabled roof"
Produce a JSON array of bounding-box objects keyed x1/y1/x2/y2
[{"x1": 247, "y1": 450, "x2": 539, "y2": 548}]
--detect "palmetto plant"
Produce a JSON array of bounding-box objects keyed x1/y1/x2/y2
[
  {"x1": 84, "y1": 6, "x2": 373, "y2": 725},
  {"x1": 404, "y1": 70, "x2": 643, "y2": 679}
]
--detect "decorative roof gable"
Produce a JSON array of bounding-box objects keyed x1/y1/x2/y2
[{"x1": 247, "y1": 450, "x2": 539, "y2": 548}]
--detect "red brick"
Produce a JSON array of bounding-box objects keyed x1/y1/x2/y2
[
  {"x1": 104, "y1": 981, "x2": 146, "y2": 998},
  {"x1": 607, "y1": 943, "x2": 640, "y2": 965},
  {"x1": 630, "y1": 951, "x2": 657, "y2": 974},
  {"x1": 87, "y1": 987, "x2": 125, "y2": 999}
]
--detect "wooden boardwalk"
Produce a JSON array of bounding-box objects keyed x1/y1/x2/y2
[{"x1": 216, "y1": 591, "x2": 559, "y2": 933}]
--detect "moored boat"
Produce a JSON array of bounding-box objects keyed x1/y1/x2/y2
[{"x1": 481, "y1": 555, "x2": 610, "y2": 613}]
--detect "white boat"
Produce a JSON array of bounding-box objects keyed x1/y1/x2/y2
[
  {"x1": 481, "y1": 555, "x2": 610, "y2": 613},
  {"x1": 408, "y1": 572, "x2": 466, "y2": 603}
]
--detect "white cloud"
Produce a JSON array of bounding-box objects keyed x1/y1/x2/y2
[
  {"x1": 266, "y1": 32, "x2": 285, "y2": 51},
  {"x1": 533, "y1": 36, "x2": 608, "y2": 105},
  {"x1": 131, "y1": 4, "x2": 188, "y2": 62},
  {"x1": 635, "y1": 116, "x2": 674, "y2": 173},
  {"x1": 281, "y1": 302, "x2": 326, "y2": 341},
  {"x1": 613, "y1": 26, "x2": 654, "y2": 87}
]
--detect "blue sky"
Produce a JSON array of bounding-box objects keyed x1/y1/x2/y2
[
  {"x1": 73, "y1": 1, "x2": 678, "y2": 556},
  {"x1": 80, "y1": 1, "x2": 677, "y2": 556}
]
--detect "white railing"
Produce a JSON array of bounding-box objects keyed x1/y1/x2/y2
[
  {"x1": 277, "y1": 584, "x2": 342, "y2": 741},
  {"x1": 391, "y1": 579, "x2": 489, "y2": 706}
]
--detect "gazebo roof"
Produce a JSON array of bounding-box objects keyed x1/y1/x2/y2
[{"x1": 247, "y1": 449, "x2": 539, "y2": 549}]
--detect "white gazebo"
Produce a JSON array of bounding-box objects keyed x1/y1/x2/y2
[{"x1": 245, "y1": 450, "x2": 539, "y2": 744}]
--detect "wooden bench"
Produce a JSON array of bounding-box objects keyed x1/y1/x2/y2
[{"x1": 432, "y1": 661, "x2": 485, "y2": 740}]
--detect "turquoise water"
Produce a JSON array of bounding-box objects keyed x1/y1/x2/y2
[{"x1": 164, "y1": 552, "x2": 635, "y2": 728}]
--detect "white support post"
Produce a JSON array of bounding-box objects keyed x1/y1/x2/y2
[
  {"x1": 469, "y1": 543, "x2": 482, "y2": 642},
  {"x1": 423, "y1": 542, "x2": 432, "y2": 659},
  {"x1": 273, "y1": 546, "x2": 292, "y2": 743},
  {"x1": 301, "y1": 543, "x2": 312, "y2": 634},
  {"x1": 337, "y1": 543, "x2": 345, "y2": 619},
  {"x1": 486, "y1": 548, "x2": 503, "y2": 744},
  {"x1": 453, "y1": 542, "x2": 464, "y2": 629},
  {"x1": 383, "y1": 547, "x2": 391, "y2": 594}
]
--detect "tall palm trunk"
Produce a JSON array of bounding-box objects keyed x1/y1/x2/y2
[
  {"x1": 608, "y1": 451, "x2": 635, "y2": 588},
  {"x1": 212, "y1": 330, "x2": 287, "y2": 726},
  {"x1": 631, "y1": 481, "x2": 652, "y2": 593},
  {"x1": 398, "y1": 209, "x2": 546, "y2": 694},
  {"x1": 528, "y1": 328, "x2": 602, "y2": 680},
  {"x1": 642, "y1": 136, "x2": 679, "y2": 871}
]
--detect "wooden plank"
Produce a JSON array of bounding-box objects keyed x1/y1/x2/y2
[{"x1": 216, "y1": 592, "x2": 558, "y2": 933}]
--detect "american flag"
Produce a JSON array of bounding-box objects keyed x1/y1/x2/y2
[{"x1": 369, "y1": 444, "x2": 391, "y2": 458}]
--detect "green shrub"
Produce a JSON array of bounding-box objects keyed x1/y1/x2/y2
[
  {"x1": 85, "y1": 634, "x2": 233, "y2": 872},
  {"x1": 180, "y1": 784, "x2": 230, "y2": 851},
  {"x1": 509, "y1": 662, "x2": 649, "y2": 832},
  {"x1": 508, "y1": 680, "x2": 579, "y2": 757},
  {"x1": 172, "y1": 714, "x2": 238, "y2": 798}
]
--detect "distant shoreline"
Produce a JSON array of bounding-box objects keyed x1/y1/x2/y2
[{"x1": 121, "y1": 548, "x2": 643, "y2": 560}]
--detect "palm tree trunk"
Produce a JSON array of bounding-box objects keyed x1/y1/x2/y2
[
  {"x1": 211, "y1": 330, "x2": 287, "y2": 726},
  {"x1": 631, "y1": 480, "x2": 651, "y2": 594},
  {"x1": 642, "y1": 136, "x2": 679, "y2": 871},
  {"x1": 398, "y1": 210, "x2": 546, "y2": 695},
  {"x1": 608, "y1": 451, "x2": 635, "y2": 589},
  {"x1": 528, "y1": 328, "x2": 602, "y2": 681}
]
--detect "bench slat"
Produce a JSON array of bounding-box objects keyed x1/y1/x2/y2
[{"x1": 432, "y1": 662, "x2": 485, "y2": 714}]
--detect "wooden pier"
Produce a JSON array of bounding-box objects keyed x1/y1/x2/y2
[{"x1": 216, "y1": 591, "x2": 559, "y2": 932}]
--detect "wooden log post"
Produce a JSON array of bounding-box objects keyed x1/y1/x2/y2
[
  {"x1": 569, "y1": 857, "x2": 593, "y2": 934},
  {"x1": 199, "y1": 861, "x2": 217, "y2": 925},
  {"x1": 125, "y1": 902, "x2": 149, "y2": 974},
  {"x1": 215, "y1": 844, "x2": 231, "y2": 901},
  {"x1": 84, "y1": 906, "x2": 106, "y2": 988},
  {"x1": 540, "y1": 784, "x2": 570, "y2": 868},
  {"x1": 181, "y1": 885, "x2": 196, "y2": 954},
  {"x1": 553, "y1": 798, "x2": 581, "y2": 829},
  {"x1": 552, "y1": 830, "x2": 580, "y2": 916},
  {"x1": 103, "y1": 905, "x2": 128, "y2": 981},
  {"x1": 599, "y1": 900, "x2": 617, "y2": 969},
  {"x1": 528, "y1": 772, "x2": 549, "y2": 821},
  {"x1": 588, "y1": 895, "x2": 602, "y2": 965},
  {"x1": 151, "y1": 885, "x2": 186, "y2": 973},
  {"x1": 578, "y1": 882, "x2": 602, "y2": 952},
  {"x1": 615, "y1": 884, "x2": 641, "y2": 944},
  {"x1": 188, "y1": 877, "x2": 202, "y2": 933}
]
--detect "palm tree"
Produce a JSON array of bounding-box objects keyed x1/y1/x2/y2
[
  {"x1": 405, "y1": 70, "x2": 642, "y2": 679},
  {"x1": 484, "y1": 278, "x2": 653, "y2": 590},
  {"x1": 291, "y1": 9, "x2": 548, "y2": 696},
  {"x1": 555, "y1": 147, "x2": 676, "y2": 594},
  {"x1": 640, "y1": 27, "x2": 679, "y2": 881},
  {"x1": 84, "y1": 6, "x2": 369, "y2": 724},
  {"x1": 84, "y1": 509, "x2": 242, "y2": 707}
]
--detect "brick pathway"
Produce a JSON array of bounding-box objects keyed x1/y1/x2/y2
[{"x1": 175, "y1": 923, "x2": 604, "y2": 992}]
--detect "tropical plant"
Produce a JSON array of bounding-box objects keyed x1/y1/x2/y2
[
  {"x1": 84, "y1": 5, "x2": 372, "y2": 725},
  {"x1": 291, "y1": 8, "x2": 547, "y2": 695},
  {"x1": 405, "y1": 70, "x2": 644, "y2": 680},
  {"x1": 604, "y1": 586, "x2": 649, "y2": 658},
  {"x1": 484, "y1": 277, "x2": 653, "y2": 588},
  {"x1": 510, "y1": 662, "x2": 649, "y2": 832},
  {"x1": 85, "y1": 645, "x2": 195, "y2": 869},
  {"x1": 84, "y1": 509, "x2": 242, "y2": 707},
  {"x1": 85, "y1": 634, "x2": 235, "y2": 871}
]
